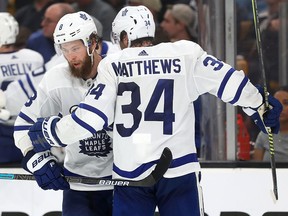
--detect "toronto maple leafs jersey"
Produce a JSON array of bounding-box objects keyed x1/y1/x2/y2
[
  {"x1": 24, "y1": 40, "x2": 263, "y2": 181},
  {"x1": 14, "y1": 62, "x2": 113, "y2": 191},
  {"x1": 0, "y1": 49, "x2": 44, "y2": 90},
  {"x1": 5, "y1": 54, "x2": 64, "y2": 117}
]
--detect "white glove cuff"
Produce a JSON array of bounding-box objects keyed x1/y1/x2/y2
[
  {"x1": 27, "y1": 150, "x2": 56, "y2": 172},
  {"x1": 42, "y1": 116, "x2": 62, "y2": 147}
]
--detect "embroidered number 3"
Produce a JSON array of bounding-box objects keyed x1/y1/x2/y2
[
  {"x1": 203, "y1": 56, "x2": 224, "y2": 71},
  {"x1": 116, "y1": 79, "x2": 175, "y2": 137}
]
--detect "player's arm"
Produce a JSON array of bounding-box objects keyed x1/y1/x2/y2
[
  {"x1": 14, "y1": 71, "x2": 61, "y2": 155},
  {"x1": 14, "y1": 72, "x2": 70, "y2": 191},
  {"x1": 192, "y1": 46, "x2": 282, "y2": 134},
  {"x1": 28, "y1": 58, "x2": 117, "y2": 152}
]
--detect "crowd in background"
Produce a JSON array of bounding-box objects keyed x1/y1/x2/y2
[{"x1": 0, "y1": 0, "x2": 287, "y2": 164}]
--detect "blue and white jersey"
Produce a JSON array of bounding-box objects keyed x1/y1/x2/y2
[
  {"x1": 0, "y1": 48, "x2": 43, "y2": 90},
  {"x1": 14, "y1": 62, "x2": 113, "y2": 191},
  {"x1": 5, "y1": 54, "x2": 64, "y2": 117},
  {"x1": 24, "y1": 40, "x2": 263, "y2": 181}
]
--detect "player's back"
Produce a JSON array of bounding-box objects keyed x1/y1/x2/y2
[
  {"x1": 73, "y1": 39, "x2": 254, "y2": 180},
  {"x1": 100, "y1": 40, "x2": 206, "y2": 180},
  {"x1": 0, "y1": 48, "x2": 44, "y2": 90}
]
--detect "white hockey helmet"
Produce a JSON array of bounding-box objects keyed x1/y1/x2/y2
[
  {"x1": 53, "y1": 11, "x2": 97, "y2": 47},
  {"x1": 111, "y1": 5, "x2": 155, "y2": 46},
  {"x1": 0, "y1": 12, "x2": 19, "y2": 47}
]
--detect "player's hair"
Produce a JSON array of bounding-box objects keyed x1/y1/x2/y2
[
  {"x1": 118, "y1": 28, "x2": 154, "y2": 47},
  {"x1": 130, "y1": 37, "x2": 154, "y2": 47}
]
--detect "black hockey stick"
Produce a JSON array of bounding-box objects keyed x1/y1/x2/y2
[
  {"x1": 0, "y1": 147, "x2": 172, "y2": 187},
  {"x1": 251, "y1": 0, "x2": 278, "y2": 200}
]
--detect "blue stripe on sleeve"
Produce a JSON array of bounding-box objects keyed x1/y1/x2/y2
[
  {"x1": 18, "y1": 112, "x2": 35, "y2": 124},
  {"x1": 229, "y1": 76, "x2": 249, "y2": 104},
  {"x1": 78, "y1": 103, "x2": 109, "y2": 129},
  {"x1": 113, "y1": 153, "x2": 198, "y2": 179},
  {"x1": 14, "y1": 125, "x2": 31, "y2": 131},
  {"x1": 18, "y1": 80, "x2": 29, "y2": 98},
  {"x1": 217, "y1": 68, "x2": 235, "y2": 99},
  {"x1": 26, "y1": 73, "x2": 36, "y2": 95},
  {"x1": 71, "y1": 112, "x2": 97, "y2": 134},
  {"x1": 71, "y1": 102, "x2": 111, "y2": 135}
]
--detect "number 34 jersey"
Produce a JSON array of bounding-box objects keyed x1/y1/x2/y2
[{"x1": 56, "y1": 40, "x2": 262, "y2": 181}]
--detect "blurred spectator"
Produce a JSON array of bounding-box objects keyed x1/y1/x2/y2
[
  {"x1": 91, "y1": 16, "x2": 120, "y2": 58},
  {"x1": 72, "y1": 0, "x2": 117, "y2": 41},
  {"x1": 0, "y1": 12, "x2": 44, "y2": 164},
  {"x1": 14, "y1": 0, "x2": 54, "y2": 32},
  {"x1": 127, "y1": 0, "x2": 170, "y2": 44},
  {"x1": 14, "y1": 0, "x2": 34, "y2": 11},
  {"x1": 26, "y1": 3, "x2": 75, "y2": 63},
  {"x1": 0, "y1": 0, "x2": 8, "y2": 12},
  {"x1": 253, "y1": 86, "x2": 288, "y2": 161},
  {"x1": 161, "y1": 3, "x2": 197, "y2": 42},
  {"x1": 14, "y1": 0, "x2": 55, "y2": 48},
  {"x1": 103, "y1": 0, "x2": 125, "y2": 12}
]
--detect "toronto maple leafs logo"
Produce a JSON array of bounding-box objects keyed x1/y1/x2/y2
[
  {"x1": 79, "y1": 130, "x2": 112, "y2": 157},
  {"x1": 79, "y1": 13, "x2": 88, "y2": 20},
  {"x1": 122, "y1": 8, "x2": 128, "y2": 16}
]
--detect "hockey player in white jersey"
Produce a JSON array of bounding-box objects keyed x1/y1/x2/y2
[
  {"x1": 14, "y1": 12, "x2": 113, "y2": 216},
  {"x1": 0, "y1": 12, "x2": 44, "y2": 163},
  {"x1": 23, "y1": 6, "x2": 282, "y2": 216}
]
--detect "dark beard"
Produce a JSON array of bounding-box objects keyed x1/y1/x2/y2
[{"x1": 69, "y1": 55, "x2": 92, "y2": 79}]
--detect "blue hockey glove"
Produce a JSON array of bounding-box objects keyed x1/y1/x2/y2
[
  {"x1": 243, "y1": 86, "x2": 282, "y2": 134},
  {"x1": 22, "y1": 150, "x2": 70, "y2": 190},
  {"x1": 28, "y1": 116, "x2": 66, "y2": 152}
]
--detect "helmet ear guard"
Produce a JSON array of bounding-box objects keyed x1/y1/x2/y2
[{"x1": 0, "y1": 12, "x2": 19, "y2": 47}]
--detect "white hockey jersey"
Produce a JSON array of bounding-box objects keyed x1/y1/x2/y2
[
  {"x1": 5, "y1": 54, "x2": 64, "y2": 117},
  {"x1": 14, "y1": 62, "x2": 113, "y2": 191},
  {"x1": 20, "y1": 40, "x2": 263, "y2": 181},
  {"x1": 0, "y1": 49, "x2": 44, "y2": 90}
]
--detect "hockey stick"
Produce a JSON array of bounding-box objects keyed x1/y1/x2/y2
[
  {"x1": 251, "y1": 0, "x2": 278, "y2": 200},
  {"x1": 0, "y1": 147, "x2": 172, "y2": 187}
]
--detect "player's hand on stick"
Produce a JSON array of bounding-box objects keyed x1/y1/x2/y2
[
  {"x1": 243, "y1": 86, "x2": 282, "y2": 134},
  {"x1": 22, "y1": 150, "x2": 70, "y2": 190},
  {"x1": 28, "y1": 116, "x2": 66, "y2": 152}
]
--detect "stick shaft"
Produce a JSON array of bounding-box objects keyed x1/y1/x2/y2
[
  {"x1": 251, "y1": 0, "x2": 278, "y2": 200},
  {"x1": 0, "y1": 147, "x2": 172, "y2": 187}
]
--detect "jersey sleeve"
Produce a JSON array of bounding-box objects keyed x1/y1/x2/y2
[
  {"x1": 54, "y1": 58, "x2": 117, "y2": 144},
  {"x1": 13, "y1": 69, "x2": 61, "y2": 155},
  {"x1": 192, "y1": 49, "x2": 262, "y2": 108}
]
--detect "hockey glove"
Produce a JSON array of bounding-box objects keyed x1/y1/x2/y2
[
  {"x1": 243, "y1": 86, "x2": 282, "y2": 134},
  {"x1": 22, "y1": 150, "x2": 70, "y2": 190},
  {"x1": 28, "y1": 116, "x2": 66, "y2": 152}
]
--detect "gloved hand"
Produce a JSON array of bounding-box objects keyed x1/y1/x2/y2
[
  {"x1": 0, "y1": 90, "x2": 10, "y2": 121},
  {"x1": 28, "y1": 116, "x2": 66, "y2": 152},
  {"x1": 243, "y1": 86, "x2": 282, "y2": 134},
  {"x1": 22, "y1": 149, "x2": 70, "y2": 190}
]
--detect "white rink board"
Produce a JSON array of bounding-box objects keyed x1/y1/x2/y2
[
  {"x1": 1, "y1": 167, "x2": 288, "y2": 216},
  {"x1": 201, "y1": 168, "x2": 288, "y2": 216}
]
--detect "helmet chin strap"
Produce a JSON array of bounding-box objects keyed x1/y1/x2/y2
[
  {"x1": 87, "y1": 46, "x2": 94, "y2": 66},
  {"x1": 127, "y1": 38, "x2": 131, "y2": 48}
]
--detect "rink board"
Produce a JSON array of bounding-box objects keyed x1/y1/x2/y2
[{"x1": 0, "y1": 167, "x2": 288, "y2": 216}]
